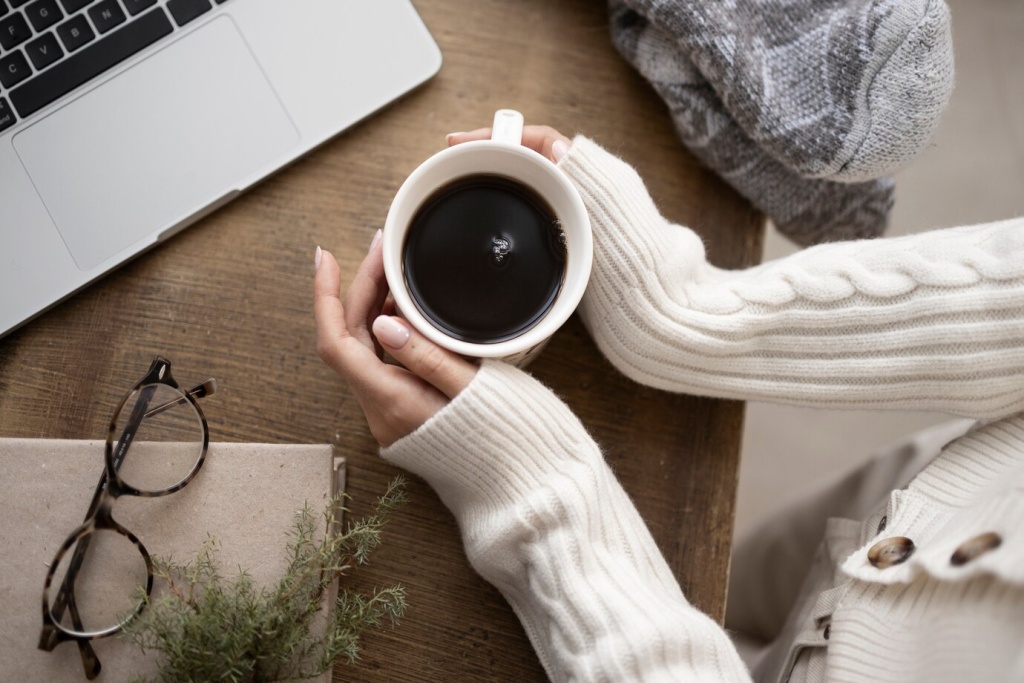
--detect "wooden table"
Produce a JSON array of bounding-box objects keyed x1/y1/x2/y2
[{"x1": 0, "y1": 0, "x2": 763, "y2": 679}]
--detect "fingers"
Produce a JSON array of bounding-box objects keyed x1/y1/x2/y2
[
  {"x1": 447, "y1": 125, "x2": 571, "y2": 164},
  {"x1": 446, "y1": 128, "x2": 491, "y2": 145},
  {"x1": 342, "y1": 230, "x2": 388, "y2": 346},
  {"x1": 521, "y1": 126, "x2": 572, "y2": 162},
  {"x1": 372, "y1": 315, "x2": 478, "y2": 399},
  {"x1": 315, "y1": 240, "x2": 475, "y2": 446},
  {"x1": 313, "y1": 245, "x2": 383, "y2": 386},
  {"x1": 314, "y1": 243, "x2": 476, "y2": 397},
  {"x1": 313, "y1": 246, "x2": 349, "y2": 370}
]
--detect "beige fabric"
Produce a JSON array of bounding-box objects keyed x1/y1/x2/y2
[{"x1": 728, "y1": 419, "x2": 973, "y2": 682}]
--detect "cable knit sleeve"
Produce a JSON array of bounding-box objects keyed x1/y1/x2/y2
[
  {"x1": 381, "y1": 360, "x2": 750, "y2": 683},
  {"x1": 562, "y1": 137, "x2": 1024, "y2": 419}
]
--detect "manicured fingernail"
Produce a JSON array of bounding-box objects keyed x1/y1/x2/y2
[
  {"x1": 551, "y1": 139, "x2": 569, "y2": 163},
  {"x1": 368, "y1": 229, "x2": 382, "y2": 254},
  {"x1": 314, "y1": 245, "x2": 322, "y2": 272},
  {"x1": 373, "y1": 316, "x2": 410, "y2": 349},
  {"x1": 446, "y1": 132, "x2": 465, "y2": 145}
]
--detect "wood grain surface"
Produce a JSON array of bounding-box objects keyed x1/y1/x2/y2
[{"x1": 0, "y1": 0, "x2": 763, "y2": 680}]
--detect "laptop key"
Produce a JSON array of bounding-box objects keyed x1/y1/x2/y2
[
  {"x1": 0, "y1": 97, "x2": 15, "y2": 132},
  {"x1": 56, "y1": 13, "x2": 93, "y2": 51},
  {"x1": 11, "y1": 8, "x2": 172, "y2": 117},
  {"x1": 122, "y1": 0, "x2": 156, "y2": 16},
  {"x1": 0, "y1": 1, "x2": 8, "y2": 19},
  {"x1": 166, "y1": 0, "x2": 210, "y2": 27},
  {"x1": 25, "y1": 0, "x2": 63, "y2": 32},
  {"x1": 0, "y1": 49, "x2": 31, "y2": 88},
  {"x1": 9, "y1": 0, "x2": 28, "y2": 7},
  {"x1": 26, "y1": 30, "x2": 62, "y2": 69},
  {"x1": 0, "y1": 12, "x2": 31, "y2": 49},
  {"x1": 58, "y1": 0, "x2": 92, "y2": 12},
  {"x1": 88, "y1": 0, "x2": 124, "y2": 34}
]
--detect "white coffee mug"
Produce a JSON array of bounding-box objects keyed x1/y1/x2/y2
[{"x1": 382, "y1": 109, "x2": 592, "y2": 366}]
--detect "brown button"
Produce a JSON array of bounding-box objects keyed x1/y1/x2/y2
[
  {"x1": 867, "y1": 536, "x2": 916, "y2": 568},
  {"x1": 951, "y1": 532, "x2": 1002, "y2": 566}
]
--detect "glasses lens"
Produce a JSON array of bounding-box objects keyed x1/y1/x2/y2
[
  {"x1": 47, "y1": 529, "x2": 149, "y2": 637},
  {"x1": 112, "y1": 383, "x2": 205, "y2": 493}
]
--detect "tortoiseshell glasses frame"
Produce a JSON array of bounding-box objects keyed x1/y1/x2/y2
[{"x1": 37, "y1": 357, "x2": 216, "y2": 680}]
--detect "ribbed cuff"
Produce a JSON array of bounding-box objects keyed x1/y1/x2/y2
[{"x1": 380, "y1": 360, "x2": 600, "y2": 523}]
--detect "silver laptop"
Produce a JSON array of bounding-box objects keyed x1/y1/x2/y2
[{"x1": 0, "y1": 0, "x2": 441, "y2": 338}]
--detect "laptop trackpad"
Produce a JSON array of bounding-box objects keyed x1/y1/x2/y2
[{"x1": 14, "y1": 17, "x2": 299, "y2": 272}]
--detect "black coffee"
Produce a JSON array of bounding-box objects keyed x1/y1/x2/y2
[{"x1": 402, "y1": 174, "x2": 566, "y2": 344}]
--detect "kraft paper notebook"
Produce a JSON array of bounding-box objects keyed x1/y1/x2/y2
[{"x1": 0, "y1": 439, "x2": 340, "y2": 682}]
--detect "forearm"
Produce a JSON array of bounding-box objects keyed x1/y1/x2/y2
[
  {"x1": 562, "y1": 137, "x2": 1024, "y2": 419},
  {"x1": 381, "y1": 361, "x2": 749, "y2": 682}
]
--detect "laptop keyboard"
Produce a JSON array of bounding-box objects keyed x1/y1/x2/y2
[{"x1": 0, "y1": 0, "x2": 229, "y2": 132}]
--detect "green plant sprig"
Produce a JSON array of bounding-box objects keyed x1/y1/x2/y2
[{"x1": 124, "y1": 476, "x2": 408, "y2": 683}]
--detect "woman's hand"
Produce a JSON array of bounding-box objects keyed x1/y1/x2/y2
[
  {"x1": 313, "y1": 234, "x2": 478, "y2": 447},
  {"x1": 447, "y1": 125, "x2": 571, "y2": 163},
  {"x1": 313, "y1": 124, "x2": 569, "y2": 445}
]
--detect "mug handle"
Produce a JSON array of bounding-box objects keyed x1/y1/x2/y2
[{"x1": 491, "y1": 109, "x2": 524, "y2": 146}]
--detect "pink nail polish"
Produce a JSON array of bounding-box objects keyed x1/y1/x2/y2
[
  {"x1": 373, "y1": 316, "x2": 410, "y2": 349},
  {"x1": 551, "y1": 139, "x2": 569, "y2": 163},
  {"x1": 314, "y1": 245, "x2": 322, "y2": 272},
  {"x1": 368, "y1": 229, "x2": 382, "y2": 254}
]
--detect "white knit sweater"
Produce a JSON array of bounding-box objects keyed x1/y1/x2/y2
[{"x1": 382, "y1": 139, "x2": 1024, "y2": 682}]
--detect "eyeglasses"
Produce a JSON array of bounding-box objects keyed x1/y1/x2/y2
[{"x1": 38, "y1": 357, "x2": 217, "y2": 680}]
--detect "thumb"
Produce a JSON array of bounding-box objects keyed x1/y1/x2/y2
[{"x1": 371, "y1": 315, "x2": 478, "y2": 399}]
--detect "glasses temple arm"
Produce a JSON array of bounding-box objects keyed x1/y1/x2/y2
[{"x1": 143, "y1": 378, "x2": 218, "y2": 420}]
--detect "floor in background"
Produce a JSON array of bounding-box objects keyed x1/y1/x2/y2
[{"x1": 733, "y1": 0, "x2": 1024, "y2": 543}]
